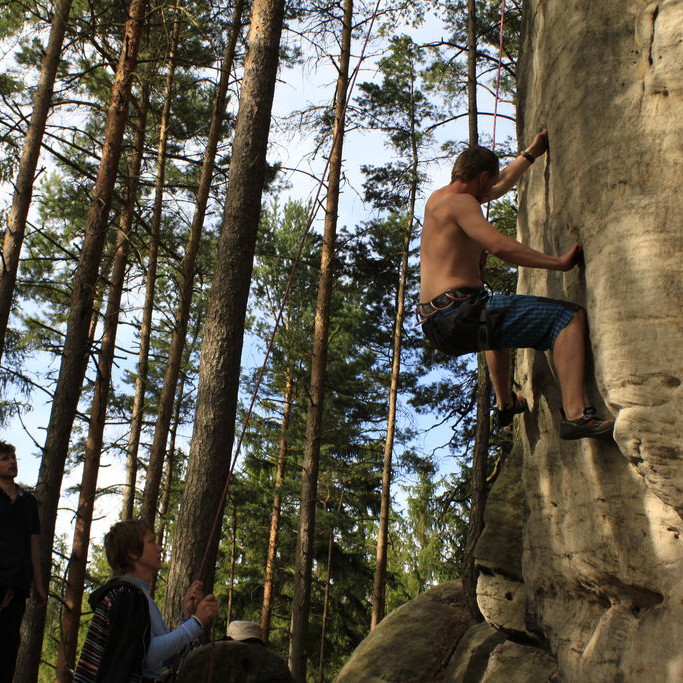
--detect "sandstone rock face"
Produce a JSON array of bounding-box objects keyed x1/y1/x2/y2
[
  {"x1": 479, "y1": 641, "x2": 556, "y2": 683},
  {"x1": 175, "y1": 640, "x2": 294, "y2": 683},
  {"x1": 334, "y1": 581, "x2": 471, "y2": 682},
  {"x1": 441, "y1": 622, "x2": 505, "y2": 682},
  {"x1": 473, "y1": 1, "x2": 683, "y2": 680}
]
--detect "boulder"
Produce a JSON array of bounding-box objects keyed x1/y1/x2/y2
[
  {"x1": 175, "y1": 640, "x2": 294, "y2": 683},
  {"x1": 441, "y1": 622, "x2": 506, "y2": 682},
  {"x1": 334, "y1": 581, "x2": 471, "y2": 682}
]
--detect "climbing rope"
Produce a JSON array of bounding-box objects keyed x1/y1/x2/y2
[
  {"x1": 196, "y1": 3, "x2": 384, "y2": 679},
  {"x1": 491, "y1": 0, "x2": 507, "y2": 153},
  {"x1": 195, "y1": 0, "x2": 383, "y2": 588}
]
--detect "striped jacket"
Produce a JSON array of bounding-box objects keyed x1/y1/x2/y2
[{"x1": 74, "y1": 577, "x2": 150, "y2": 682}]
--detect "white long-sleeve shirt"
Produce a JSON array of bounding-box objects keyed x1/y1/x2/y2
[{"x1": 126, "y1": 576, "x2": 202, "y2": 678}]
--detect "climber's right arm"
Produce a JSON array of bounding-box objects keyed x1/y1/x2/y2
[{"x1": 456, "y1": 194, "x2": 580, "y2": 271}]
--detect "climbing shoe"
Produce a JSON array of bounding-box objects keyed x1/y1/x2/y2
[
  {"x1": 496, "y1": 394, "x2": 528, "y2": 428},
  {"x1": 560, "y1": 407, "x2": 614, "y2": 440}
]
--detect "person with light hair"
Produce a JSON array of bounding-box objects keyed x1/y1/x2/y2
[{"x1": 74, "y1": 519, "x2": 217, "y2": 682}]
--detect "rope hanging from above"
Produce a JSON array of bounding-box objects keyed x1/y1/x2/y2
[
  {"x1": 484, "y1": 0, "x2": 509, "y2": 259},
  {"x1": 491, "y1": 0, "x2": 508, "y2": 152},
  {"x1": 195, "y1": 0, "x2": 384, "y2": 585}
]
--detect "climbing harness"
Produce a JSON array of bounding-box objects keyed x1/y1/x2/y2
[
  {"x1": 418, "y1": 286, "x2": 506, "y2": 357},
  {"x1": 415, "y1": 287, "x2": 480, "y2": 325}
]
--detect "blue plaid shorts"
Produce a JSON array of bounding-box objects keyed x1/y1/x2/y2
[{"x1": 485, "y1": 293, "x2": 580, "y2": 351}]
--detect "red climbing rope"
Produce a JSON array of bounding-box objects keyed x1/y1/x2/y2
[
  {"x1": 484, "y1": 0, "x2": 508, "y2": 231},
  {"x1": 491, "y1": 0, "x2": 507, "y2": 152},
  {"x1": 194, "y1": 0, "x2": 384, "y2": 585}
]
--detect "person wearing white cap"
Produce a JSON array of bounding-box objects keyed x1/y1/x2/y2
[{"x1": 226, "y1": 620, "x2": 265, "y2": 644}]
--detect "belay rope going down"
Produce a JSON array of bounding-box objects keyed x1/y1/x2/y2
[{"x1": 186, "y1": 2, "x2": 385, "y2": 680}]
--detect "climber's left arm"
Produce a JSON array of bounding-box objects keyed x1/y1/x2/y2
[{"x1": 488, "y1": 130, "x2": 549, "y2": 201}]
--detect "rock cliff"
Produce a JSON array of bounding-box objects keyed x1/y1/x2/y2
[
  {"x1": 475, "y1": 0, "x2": 683, "y2": 680},
  {"x1": 338, "y1": 2, "x2": 682, "y2": 681}
]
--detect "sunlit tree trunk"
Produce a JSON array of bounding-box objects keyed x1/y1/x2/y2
[
  {"x1": 163, "y1": 0, "x2": 285, "y2": 624},
  {"x1": 16, "y1": 1, "x2": 149, "y2": 678},
  {"x1": 289, "y1": 2, "x2": 352, "y2": 679},
  {"x1": 140, "y1": 0, "x2": 246, "y2": 527},
  {"x1": 0, "y1": 0, "x2": 74, "y2": 360},
  {"x1": 261, "y1": 363, "x2": 293, "y2": 643},
  {"x1": 130, "y1": 6, "x2": 182, "y2": 524},
  {"x1": 55, "y1": 87, "x2": 149, "y2": 681}
]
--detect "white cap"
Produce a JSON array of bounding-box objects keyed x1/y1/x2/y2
[{"x1": 227, "y1": 620, "x2": 264, "y2": 644}]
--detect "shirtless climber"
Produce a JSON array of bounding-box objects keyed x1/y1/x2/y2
[{"x1": 418, "y1": 132, "x2": 613, "y2": 440}]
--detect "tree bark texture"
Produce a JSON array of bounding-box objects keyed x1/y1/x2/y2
[
  {"x1": 289, "y1": 2, "x2": 352, "y2": 679},
  {"x1": 0, "y1": 0, "x2": 74, "y2": 361},
  {"x1": 261, "y1": 365, "x2": 293, "y2": 643},
  {"x1": 15, "y1": 2, "x2": 149, "y2": 678},
  {"x1": 463, "y1": 352, "x2": 490, "y2": 623},
  {"x1": 163, "y1": 0, "x2": 285, "y2": 624},
  {"x1": 141, "y1": 0, "x2": 245, "y2": 527}
]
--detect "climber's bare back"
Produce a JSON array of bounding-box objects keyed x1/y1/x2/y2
[{"x1": 420, "y1": 185, "x2": 486, "y2": 302}]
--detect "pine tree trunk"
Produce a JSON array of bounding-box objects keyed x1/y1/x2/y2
[
  {"x1": 261, "y1": 363, "x2": 293, "y2": 643},
  {"x1": 371, "y1": 209, "x2": 416, "y2": 629},
  {"x1": 0, "y1": 0, "x2": 74, "y2": 360},
  {"x1": 157, "y1": 371, "x2": 186, "y2": 549},
  {"x1": 461, "y1": 0, "x2": 488, "y2": 623},
  {"x1": 317, "y1": 523, "x2": 335, "y2": 683},
  {"x1": 371, "y1": 72, "x2": 421, "y2": 629},
  {"x1": 54, "y1": 90, "x2": 149, "y2": 681},
  {"x1": 463, "y1": 352, "x2": 490, "y2": 622},
  {"x1": 289, "y1": 3, "x2": 352, "y2": 679},
  {"x1": 132, "y1": 7, "x2": 182, "y2": 525},
  {"x1": 163, "y1": 0, "x2": 285, "y2": 624},
  {"x1": 155, "y1": 309, "x2": 202, "y2": 563},
  {"x1": 467, "y1": 0, "x2": 478, "y2": 146},
  {"x1": 16, "y1": 2, "x2": 149, "y2": 679},
  {"x1": 140, "y1": 0, "x2": 246, "y2": 527}
]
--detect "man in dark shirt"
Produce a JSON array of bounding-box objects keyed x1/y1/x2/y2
[{"x1": 0, "y1": 440, "x2": 46, "y2": 682}]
